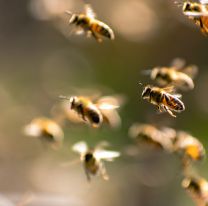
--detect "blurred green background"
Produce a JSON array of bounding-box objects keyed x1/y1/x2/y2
[{"x1": 0, "y1": 0, "x2": 208, "y2": 205}]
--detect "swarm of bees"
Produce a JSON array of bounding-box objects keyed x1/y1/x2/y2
[
  {"x1": 23, "y1": 1, "x2": 208, "y2": 206},
  {"x1": 66, "y1": 4, "x2": 114, "y2": 42}
]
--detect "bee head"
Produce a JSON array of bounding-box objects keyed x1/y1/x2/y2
[
  {"x1": 69, "y1": 96, "x2": 79, "y2": 109},
  {"x1": 69, "y1": 14, "x2": 79, "y2": 24},
  {"x1": 182, "y1": 177, "x2": 200, "y2": 193},
  {"x1": 183, "y1": 1, "x2": 201, "y2": 12},
  {"x1": 85, "y1": 152, "x2": 94, "y2": 162},
  {"x1": 142, "y1": 86, "x2": 152, "y2": 99}
]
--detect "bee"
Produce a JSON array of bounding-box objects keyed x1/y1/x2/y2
[
  {"x1": 23, "y1": 117, "x2": 64, "y2": 149},
  {"x1": 182, "y1": 0, "x2": 208, "y2": 35},
  {"x1": 174, "y1": 131, "x2": 205, "y2": 165},
  {"x1": 128, "y1": 123, "x2": 176, "y2": 152},
  {"x1": 59, "y1": 95, "x2": 122, "y2": 128},
  {"x1": 72, "y1": 141, "x2": 120, "y2": 181},
  {"x1": 182, "y1": 175, "x2": 208, "y2": 206},
  {"x1": 149, "y1": 58, "x2": 198, "y2": 90},
  {"x1": 66, "y1": 4, "x2": 115, "y2": 42},
  {"x1": 141, "y1": 85, "x2": 185, "y2": 117}
]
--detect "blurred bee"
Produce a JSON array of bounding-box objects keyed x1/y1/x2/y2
[
  {"x1": 66, "y1": 4, "x2": 115, "y2": 42},
  {"x1": 141, "y1": 85, "x2": 185, "y2": 117},
  {"x1": 182, "y1": 175, "x2": 208, "y2": 206},
  {"x1": 148, "y1": 58, "x2": 198, "y2": 90},
  {"x1": 129, "y1": 123, "x2": 177, "y2": 152},
  {"x1": 59, "y1": 95, "x2": 122, "y2": 128},
  {"x1": 23, "y1": 117, "x2": 64, "y2": 149},
  {"x1": 72, "y1": 141, "x2": 120, "y2": 181},
  {"x1": 174, "y1": 131, "x2": 205, "y2": 166},
  {"x1": 181, "y1": 0, "x2": 208, "y2": 35}
]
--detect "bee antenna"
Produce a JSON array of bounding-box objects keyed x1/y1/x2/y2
[
  {"x1": 65, "y1": 10, "x2": 73, "y2": 16},
  {"x1": 59, "y1": 95, "x2": 70, "y2": 100}
]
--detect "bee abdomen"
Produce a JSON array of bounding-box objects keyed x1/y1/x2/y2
[
  {"x1": 88, "y1": 109, "x2": 101, "y2": 124},
  {"x1": 165, "y1": 95, "x2": 185, "y2": 111},
  {"x1": 92, "y1": 22, "x2": 115, "y2": 39}
]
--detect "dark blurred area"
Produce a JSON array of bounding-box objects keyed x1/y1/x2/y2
[{"x1": 0, "y1": 0, "x2": 208, "y2": 205}]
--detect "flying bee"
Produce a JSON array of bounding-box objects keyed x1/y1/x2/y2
[
  {"x1": 59, "y1": 95, "x2": 122, "y2": 128},
  {"x1": 174, "y1": 131, "x2": 205, "y2": 166},
  {"x1": 141, "y1": 85, "x2": 185, "y2": 117},
  {"x1": 66, "y1": 4, "x2": 115, "y2": 42},
  {"x1": 129, "y1": 123, "x2": 177, "y2": 152},
  {"x1": 182, "y1": 175, "x2": 208, "y2": 206},
  {"x1": 72, "y1": 141, "x2": 120, "y2": 181},
  {"x1": 23, "y1": 117, "x2": 64, "y2": 149},
  {"x1": 180, "y1": 0, "x2": 208, "y2": 35},
  {"x1": 148, "y1": 58, "x2": 198, "y2": 90}
]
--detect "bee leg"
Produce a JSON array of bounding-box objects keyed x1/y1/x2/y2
[
  {"x1": 99, "y1": 162, "x2": 109, "y2": 180},
  {"x1": 164, "y1": 106, "x2": 176, "y2": 117},
  {"x1": 91, "y1": 30, "x2": 103, "y2": 43},
  {"x1": 84, "y1": 167, "x2": 91, "y2": 182},
  {"x1": 86, "y1": 30, "x2": 92, "y2": 38}
]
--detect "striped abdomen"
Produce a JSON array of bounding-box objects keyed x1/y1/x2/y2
[{"x1": 90, "y1": 20, "x2": 115, "y2": 39}]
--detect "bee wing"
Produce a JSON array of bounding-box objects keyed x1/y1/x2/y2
[
  {"x1": 94, "y1": 150, "x2": 120, "y2": 161},
  {"x1": 84, "y1": 4, "x2": 97, "y2": 19},
  {"x1": 173, "y1": 93, "x2": 182, "y2": 99},
  {"x1": 181, "y1": 65, "x2": 198, "y2": 79},
  {"x1": 200, "y1": 0, "x2": 208, "y2": 4},
  {"x1": 23, "y1": 123, "x2": 42, "y2": 137},
  {"x1": 101, "y1": 109, "x2": 121, "y2": 128},
  {"x1": 170, "y1": 58, "x2": 186, "y2": 69},
  {"x1": 72, "y1": 141, "x2": 88, "y2": 154},
  {"x1": 162, "y1": 86, "x2": 175, "y2": 93}
]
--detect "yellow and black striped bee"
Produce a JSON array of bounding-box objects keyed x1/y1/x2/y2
[
  {"x1": 174, "y1": 131, "x2": 205, "y2": 166},
  {"x1": 149, "y1": 58, "x2": 198, "y2": 91},
  {"x1": 182, "y1": 0, "x2": 208, "y2": 35},
  {"x1": 141, "y1": 85, "x2": 185, "y2": 117},
  {"x1": 128, "y1": 123, "x2": 176, "y2": 152},
  {"x1": 72, "y1": 141, "x2": 120, "y2": 181},
  {"x1": 182, "y1": 175, "x2": 208, "y2": 206},
  {"x1": 66, "y1": 4, "x2": 115, "y2": 42},
  {"x1": 23, "y1": 117, "x2": 64, "y2": 149},
  {"x1": 60, "y1": 95, "x2": 122, "y2": 128}
]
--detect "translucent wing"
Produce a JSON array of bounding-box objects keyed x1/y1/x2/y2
[
  {"x1": 183, "y1": 11, "x2": 208, "y2": 16},
  {"x1": 200, "y1": 0, "x2": 208, "y2": 4},
  {"x1": 98, "y1": 103, "x2": 119, "y2": 110},
  {"x1": 182, "y1": 65, "x2": 198, "y2": 79},
  {"x1": 84, "y1": 4, "x2": 96, "y2": 19},
  {"x1": 72, "y1": 141, "x2": 88, "y2": 154},
  {"x1": 101, "y1": 109, "x2": 121, "y2": 128},
  {"x1": 23, "y1": 123, "x2": 42, "y2": 137},
  {"x1": 94, "y1": 150, "x2": 120, "y2": 161},
  {"x1": 162, "y1": 86, "x2": 175, "y2": 93},
  {"x1": 170, "y1": 58, "x2": 186, "y2": 69}
]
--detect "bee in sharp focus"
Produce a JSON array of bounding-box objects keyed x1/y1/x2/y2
[
  {"x1": 59, "y1": 95, "x2": 122, "y2": 128},
  {"x1": 141, "y1": 85, "x2": 185, "y2": 117},
  {"x1": 23, "y1": 117, "x2": 64, "y2": 149},
  {"x1": 148, "y1": 58, "x2": 198, "y2": 90},
  {"x1": 182, "y1": 175, "x2": 208, "y2": 206},
  {"x1": 174, "y1": 131, "x2": 205, "y2": 165},
  {"x1": 129, "y1": 123, "x2": 177, "y2": 152},
  {"x1": 66, "y1": 4, "x2": 115, "y2": 42},
  {"x1": 180, "y1": 0, "x2": 208, "y2": 35},
  {"x1": 72, "y1": 141, "x2": 120, "y2": 181}
]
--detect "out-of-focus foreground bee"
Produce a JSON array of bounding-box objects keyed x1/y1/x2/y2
[
  {"x1": 181, "y1": 0, "x2": 208, "y2": 35},
  {"x1": 182, "y1": 175, "x2": 208, "y2": 206},
  {"x1": 23, "y1": 117, "x2": 64, "y2": 149},
  {"x1": 141, "y1": 85, "x2": 185, "y2": 117},
  {"x1": 66, "y1": 4, "x2": 115, "y2": 42},
  {"x1": 129, "y1": 123, "x2": 177, "y2": 152},
  {"x1": 148, "y1": 58, "x2": 198, "y2": 90},
  {"x1": 174, "y1": 131, "x2": 205, "y2": 166},
  {"x1": 72, "y1": 141, "x2": 120, "y2": 181},
  {"x1": 59, "y1": 95, "x2": 122, "y2": 128}
]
